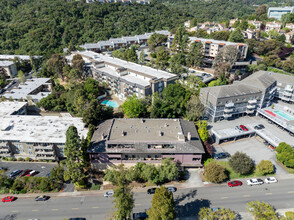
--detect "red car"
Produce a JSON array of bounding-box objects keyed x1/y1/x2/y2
[
  {"x1": 240, "y1": 125, "x2": 248, "y2": 131},
  {"x1": 2, "y1": 196, "x2": 16, "y2": 202},
  {"x1": 228, "y1": 180, "x2": 242, "y2": 187},
  {"x1": 19, "y1": 169, "x2": 31, "y2": 177}
]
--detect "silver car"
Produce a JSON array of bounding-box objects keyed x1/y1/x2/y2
[{"x1": 104, "y1": 190, "x2": 114, "y2": 198}]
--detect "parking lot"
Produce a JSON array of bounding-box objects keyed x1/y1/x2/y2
[{"x1": 0, "y1": 161, "x2": 57, "y2": 177}]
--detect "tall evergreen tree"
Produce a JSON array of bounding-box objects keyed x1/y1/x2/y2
[
  {"x1": 228, "y1": 28, "x2": 244, "y2": 43},
  {"x1": 171, "y1": 26, "x2": 189, "y2": 54},
  {"x1": 186, "y1": 42, "x2": 203, "y2": 67}
]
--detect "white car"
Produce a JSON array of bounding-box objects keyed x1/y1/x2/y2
[
  {"x1": 247, "y1": 178, "x2": 264, "y2": 186},
  {"x1": 104, "y1": 190, "x2": 114, "y2": 198},
  {"x1": 264, "y1": 177, "x2": 278, "y2": 184}
]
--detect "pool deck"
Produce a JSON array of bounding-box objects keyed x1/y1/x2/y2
[{"x1": 100, "y1": 95, "x2": 124, "y2": 110}]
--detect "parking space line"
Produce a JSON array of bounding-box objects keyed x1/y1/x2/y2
[
  {"x1": 72, "y1": 208, "x2": 79, "y2": 210},
  {"x1": 243, "y1": 195, "x2": 250, "y2": 197},
  {"x1": 135, "y1": 204, "x2": 142, "y2": 206},
  {"x1": 32, "y1": 210, "x2": 39, "y2": 212},
  {"x1": 12, "y1": 210, "x2": 19, "y2": 213},
  {"x1": 92, "y1": 206, "x2": 99, "y2": 209},
  {"x1": 51, "y1": 209, "x2": 59, "y2": 211},
  {"x1": 288, "y1": 191, "x2": 294, "y2": 194},
  {"x1": 221, "y1": 197, "x2": 228, "y2": 199},
  {"x1": 265, "y1": 193, "x2": 272, "y2": 195}
]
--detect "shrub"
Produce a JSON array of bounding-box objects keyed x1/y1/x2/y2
[
  {"x1": 247, "y1": 201, "x2": 277, "y2": 220},
  {"x1": 8, "y1": 157, "x2": 15, "y2": 161},
  {"x1": 25, "y1": 157, "x2": 31, "y2": 162},
  {"x1": 90, "y1": 183, "x2": 101, "y2": 190},
  {"x1": 285, "y1": 211, "x2": 294, "y2": 219},
  {"x1": 17, "y1": 157, "x2": 23, "y2": 161},
  {"x1": 229, "y1": 152, "x2": 254, "y2": 175},
  {"x1": 276, "y1": 142, "x2": 294, "y2": 168},
  {"x1": 204, "y1": 161, "x2": 227, "y2": 183},
  {"x1": 204, "y1": 158, "x2": 214, "y2": 167},
  {"x1": 1, "y1": 157, "x2": 7, "y2": 161},
  {"x1": 19, "y1": 189, "x2": 27, "y2": 194},
  {"x1": 257, "y1": 160, "x2": 274, "y2": 175}
]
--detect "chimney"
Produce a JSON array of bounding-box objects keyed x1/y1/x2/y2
[
  {"x1": 159, "y1": 131, "x2": 163, "y2": 136},
  {"x1": 187, "y1": 132, "x2": 191, "y2": 141},
  {"x1": 122, "y1": 130, "x2": 126, "y2": 136},
  {"x1": 164, "y1": 123, "x2": 168, "y2": 127},
  {"x1": 141, "y1": 119, "x2": 145, "y2": 123}
]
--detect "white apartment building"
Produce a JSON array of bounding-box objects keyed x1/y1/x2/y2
[
  {"x1": 268, "y1": 7, "x2": 294, "y2": 20},
  {"x1": 248, "y1": 20, "x2": 263, "y2": 30},
  {"x1": 286, "y1": 23, "x2": 294, "y2": 31},
  {"x1": 265, "y1": 21, "x2": 282, "y2": 32}
]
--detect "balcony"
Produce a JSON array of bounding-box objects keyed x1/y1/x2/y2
[
  {"x1": 35, "y1": 155, "x2": 55, "y2": 160},
  {"x1": 35, "y1": 150, "x2": 54, "y2": 155},
  {"x1": 247, "y1": 104, "x2": 256, "y2": 109},
  {"x1": 34, "y1": 145, "x2": 54, "y2": 151},
  {"x1": 225, "y1": 102, "x2": 234, "y2": 108},
  {"x1": 281, "y1": 96, "x2": 290, "y2": 101},
  {"x1": 246, "y1": 109, "x2": 255, "y2": 114},
  {"x1": 224, "y1": 108, "x2": 234, "y2": 113},
  {"x1": 283, "y1": 91, "x2": 292, "y2": 97},
  {"x1": 285, "y1": 86, "x2": 294, "y2": 92},
  {"x1": 269, "y1": 87, "x2": 277, "y2": 94},
  {"x1": 248, "y1": 99, "x2": 257, "y2": 104},
  {"x1": 224, "y1": 113, "x2": 233, "y2": 118}
]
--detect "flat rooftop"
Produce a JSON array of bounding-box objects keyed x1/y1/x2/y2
[
  {"x1": 2, "y1": 78, "x2": 51, "y2": 101},
  {"x1": 0, "y1": 61, "x2": 14, "y2": 66},
  {"x1": 189, "y1": 37, "x2": 248, "y2": 46},
  {"x1": 109, "y1": 118, "x2": 183, "y2": 143},
  {"x1": 0, "y1": 115, "x2": 88, "y2": 143},
  {"x1": 0, "y1": 101, "x2": 27, "y2": 117},
  {"x1": 75, "y1": 51, "x2": 176, "y2": 81},
  {"x1": 0, "y1": 55, "x2": 41, "y2": 61}
]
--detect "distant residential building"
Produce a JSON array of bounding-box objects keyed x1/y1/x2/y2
[
  {"x1": 268, "y1": 7, "x2": 294, "y2": 20},
  {"x1": 184, "y1": 20, "x2": 191, "y2": 28},
  {"x1": 265, "y1": 21, "x2": 282, "y2": 32},
  {"x1": 243, "y1": 29, "x2": 258, "y2": 39},
  {"x1": 229, "y1": 19, "x2": 241, "y2": 27},
  {"x1": 70, "y1": 51, "x2": 177, "y2": 100},
  {"x1": 88, "y1": 118, "x2": 205, "y2": 169},
  {"x1": 0, "y1": 101, "x2": 88, "y2": 160},
  {"x1": 248, "y1": 20, "x2": 263, "y2": 30},
  {"x1": 0, "y1": 61, "x2": 18, "y2": 78},
  {"x1": 2, "y1": 78, "x2": 52, "y2": 103},
  {"x1": 199, "y1": 71, "x2": 277, "y2": 122},
  {"x1": 285, "y1": 31, "x2": 294, "y2": 44},
  {"x1": 0, "y1": 55, "x2": 41, "y2": 61},
  {"x1": 285, "y1": 23, "x2": 294, "y2": 31},
  {"x1": 80, "y1": 30, "x2": 170, "y2": 52}
]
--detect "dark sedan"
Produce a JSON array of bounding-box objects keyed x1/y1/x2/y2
[
  {"x1": 147, "y1": 188, "x2": 157, "y2": 194},
  {"x1": 35, "y1": 195, "x2": 50, "y2": 201}
]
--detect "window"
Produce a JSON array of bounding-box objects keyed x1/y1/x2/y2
[
  {"x1": 242, "y1": 98, "x2": 246, "y2": 101},
  {"x1": 193, "y1": 158, "x2": 200, "y2": 161},
  {"x1": 218, "y1": 101, "x2": 222, "y2": 104},
  {"x1": 236, "y1": 99, "x2": 239, "y2": 101}
]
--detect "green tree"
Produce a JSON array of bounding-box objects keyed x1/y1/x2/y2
[
  {"x1": 170, "y1": 53, "x2": 187, "y2": 75},
  {"x1": 255, "y1": 5, "x2": 267, "y2": 18},
  {"x1": 210, "y1": 31, "x2": 230, "y2": 41},
  {"x1": 204, "y1": 161, "x2": 227, "y2": 183},
  {"x1": 232, "y1": 20, "x2": 240, "y2": 28},
  {"x1": 148, "y1": 33, "x2": 168, "y2": 52},
  {"x1": 197, "y1": 120, "x2": 209, "y2": 142},
  {"x1": 186, "y1": 42, "x2": 203, "y2": 68},
  {"x1": 186, "y1": 95, "x2": 205, "y2": 122},
  {"x1": 247, "y1": 201, "x2": 278, "y2": 220},
  {"x1": 282, "y1": 13, "x2": 294, "y2": 26},
  {"x1": 46, "y1": 54, "x2": 65, "y2": 79},
  {"x1": 257, "y1": 160, "x2": 274, "y2": 175},
  {"x1": 190, "y1": 18, "x2": 198, "y2": 28},
  {"x1": 282, "y1": 57, "x2": 294, "y2": 73},
  {"x1": 172, "y1": 26, "x2": 189, "y2": 53},
  {"x1": 139, "y1": 50, "x2": 145, "y2": 65},
  {"x1": 229, "y1": 152, "x2": 254, "y2": 175},
  {"x1": 239, "y1": 20, "x2": 249, "y2": 31},
  {"x1": 125, "y1": 46, "x2": 138, "y2": 63},
  {"x1": 72, "y1": 54, "x2": 85, "y2": 78},
  {"x1": 199, "y1": 207, "x2": 236, "y2": 220},
  {"x1": 147, "y1": 186, "x2": 176, "y2": 220},
  {"x1": 63, "y1": 126, "x2": 85, "y2": 185},
  {"x1": 228, "y1": 28, "x2": 244, "y2": 43},
  {"x1": 182, "y1": 75, "x2": 207, "y2": 95},
  {"x1": 263, "y1": 55, "x2": 281, "y2": 68},
  {"x1": 155, "y1": 46, "x2": 169, "y2": 70},
  {"x1": 157, "y1": 158, "x2": 179, "y2": 184},
  {"x1": 17, "y1": 70, "x2": 26, "y2": 84},
  {"x1": 121, "y1": 95, "x2": 149, "y2": 118},
  {"x1": 193, "y1": 29, "x2": 209, "y2": 38}
]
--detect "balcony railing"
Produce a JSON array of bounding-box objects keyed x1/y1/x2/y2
[
  {"x1": 225, "y1": 102, "x2": 234, "y2": 108},
  {"x1": 247, "y1": 104, "x2": 256, "y2": 109},
  {"x1": 35, "y1": 155, "x2": 55, "y2": 160},
  {"x1": 246, "y1": 109, "x2": 255, "y2": 114},
  {"x1": 248, "y1": 99, "x2": 257, "y2": 104},
  {"x1": 224, "y1": 113, "x2": 233, "y2": 118},
  {"x1": 224, "y1": 108, "x2": 234, "y2": 113}
]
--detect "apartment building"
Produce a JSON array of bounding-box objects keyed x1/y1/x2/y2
[
  {"x1": 2, "y1": 78, "x2": 52, "y2": 103},
  {"x1": 286, "y1": 23, "x2": 294, "y2": 31},
  {"x1": 0, "y1": 61, "x2": 18, "y2": 78},
  {"x1": 248, "y1": 20, "x2": 263, "y2": 30},
  {"x1": 88, "y1": 118, "x2": 205, "y2": 169},
  {"x1": 265, "y1": 21, "x2": 282, "y2": 32},
  {"x1": 71, "y1": 51, "x2": 177, "y2": 100},
  {"x1": 268, "y1": 7, "x2": 294, "y2": 20},
  {"x1": 200, "y1": 71, "x2": 277, "y2": 122},
  {"x1": 80, "y1": 30, "x2": 170, "y2": 52},
  {"x1": 0, "y1": 102, "x2": 87, "y2": 160}
]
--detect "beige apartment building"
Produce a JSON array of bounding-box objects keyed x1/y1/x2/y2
[{"x1": 0, "y1": 61, "x2": 18, "y2": 78}]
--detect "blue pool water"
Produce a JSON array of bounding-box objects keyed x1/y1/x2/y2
[
  {"x1": 101, "y1": 100, "x2": 119, "y2": 108},
  {"x1": 274, "y1": 110, "x2": 294, "y2": 121}
]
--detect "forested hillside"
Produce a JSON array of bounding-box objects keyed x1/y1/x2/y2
[{"x1": 0, "y1": 0, "x2": 190, "y2": 56}]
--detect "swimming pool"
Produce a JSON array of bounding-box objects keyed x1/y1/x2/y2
[
  {"x1": 101, "y1": 100, "x2": 119, "y2": 108},
  {"x1": 274, "y1": 110, "x2": 294, "y2": 121}
]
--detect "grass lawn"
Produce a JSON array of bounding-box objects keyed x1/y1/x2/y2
[
  {"x1": 276, "y1": 161, "x2": 294, "y2": 174},
  {"x1": 217, "y1": 161, "x2": 264, "y2": 180}
]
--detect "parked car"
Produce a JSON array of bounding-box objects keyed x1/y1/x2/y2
[
  {"x1": 133, "y1": 212, "x2": 148, "y2": 220},
  {"x1": 19, "y1": 169, "x2": 32, "y2": 177},
  {"x1": 254, "y1": 124, "x2": 265, "y2": 130},
  {"x1": 240, "y1": 125, "x2": 248, "y2": 131},
  {"x1": 35, "y1": 195, "x2": 50, "y2": 201},
  {"x1": 235, "y1": 126, "x2": 243, "y2": 132},
  {"x1": 27, "y1": 170, "x2": 39, "y2": 177},
  {"x1": 214, "y1": 152, "x2": 231, "y2": 159},
  {"x1": 147, "y1": 188, "x2": 157, "y2": 194},
  {"x1": 264, "y1": 177, "x2": 278, "y2": 184},
  {"x1": 167, "y1": 187, "x2": 177, "y2": 192},
  {"x1": 2, "y1": 196, "x2": 16, "y2": 202},
  {"x1": 228, "y1": 180, "x2": 242, "y2": 187},
  {"x1": 247, "y1": 178, "x2": 264, "y2": 186},
  {"x1": 104, "y1": 190, "x2": 114, "y2": 198},
  {"x1": 9, "y1": 170, "x2": 22, "y2": 178}
]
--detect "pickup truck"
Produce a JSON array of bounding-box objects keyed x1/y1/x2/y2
[{"x1": 247, "y1": 178, "x2": 264, "y2": 186}]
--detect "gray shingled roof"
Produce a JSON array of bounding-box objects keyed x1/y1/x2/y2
[
  {"x1": 88, "y1": 118, "x2": 205, "y2": 154},
  {"x1": 239, "y1": 71, "x2": 276, "y2": 90}
]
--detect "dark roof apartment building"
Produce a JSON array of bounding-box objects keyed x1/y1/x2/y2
[{"x1": 88, "y1": 118, "x2": 205, "y2": 169}]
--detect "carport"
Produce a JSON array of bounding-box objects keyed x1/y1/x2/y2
[{"x1": 210, "y1": 127, "x2": 255, "y2": 144}]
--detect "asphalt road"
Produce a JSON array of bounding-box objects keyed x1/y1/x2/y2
[{"x1": 1, "y1": 178, "x2": 294, "y2": 220}]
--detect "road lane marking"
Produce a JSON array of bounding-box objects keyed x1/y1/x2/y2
[
  {"x1": 288, "y1": 191, "x2": 294, "y2": 194},
  {"x1": 72, "y1": 208, "x2": 79, "y2": 210},
  {"x1": 221, "y1": 197, "x2": 228, "y2": 199},
  {"x1": 243, "y1": 195, "x2": 250, "y2": 197},
  {"x1": 32, "y1": 210, "x2": 39, "y2": 212},
  {"x1": 12, "y1": 211, "x2": 19, "y2": 213},
  {"x1": 135, "y1": 204, "x2": 142, "y2": 206},
  {"x1": 92, "y1": 206, "x2": 99, "y2": 209},
  {"x1": 51, "y1": 209, "x2": 59, "y2": 211},
  {"x1": 265, "y1": 193, "x2": 272, "y2": 195}
]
